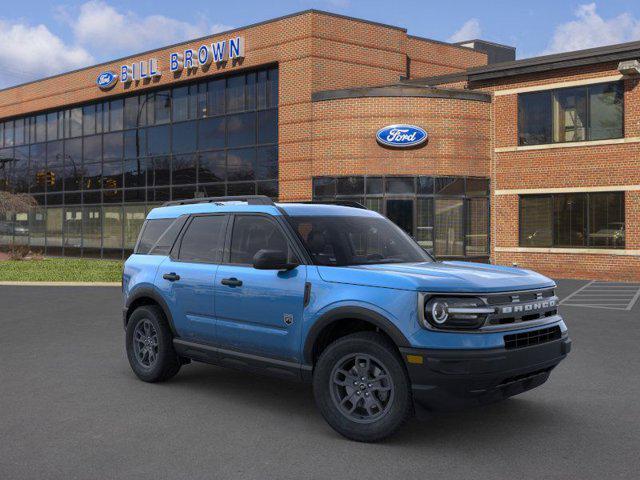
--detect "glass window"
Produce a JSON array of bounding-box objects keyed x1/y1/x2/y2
[
  {"x1": 14, "y1": 118, "x2": 26, "y2": 145},
  {"x1": 466, "y1": 198, "x2": 488, "y2": 255},
  {"x1": 416, "y1": 198, "x2": 433, "y2": 250},
  {"x1": 124, "y1": 129, "x2": 145, "y2": 158},
  {"x1": 149, "y1": 156, "x2": 171, "y2": 186},
  {"x1": 434, "y1": 199, "x2": 464, "y2": 256},
  {"x1": 227, "y1": 182, "x2": 255, "y2": 196},
  {"x1": 179, "y1": 215, "x2": 227, "y2": 263},
  {"x1": 268, "y1": 68, "x2": 279, "y2": 108},
  {"x1": 466, "y1": 178, "x2": 490, "y2": 196},
  {"x1": 256, "y1": 146, "x2": 277, "y2": 181},
  {"x1": 102, "y1": 160, "x2": 123, "y2": 191},
  {"x1": 518, "y1": 91, "x2": 552, "y2": 145},
  {"x1": 589, "y1": 83, "x2": 623, "y2": 141},
  {"x1": 147, "y1": 125, "x2": 170, "y2": 155},
  {"x1": 46, "y1": 141, "x2": 64, "y2": 192},
  {"x1": 123, "y1": 158, "x2": 146, "y2": 188},
  {"x1": 148, "y1": 216, "x2": 187, "y2": 254},
  {"x1": 257, "y1": 109, "x2": 277, "y2": 144},
  {"x1": 13, "y1": 146, "x2": 29, "y2": 193},
  {"x1": 103, "y1": 206, "x2": 123, "y2": 252},
  {"x1": 82, "y1": 206, "x2": 102, "y2": 253},
  {"x1": 172, "y1": 86, "x2": 190, "y2": 122},
  {"x1": 207, "y1": 79, "x2": 225, "y2": 116},
  {"x1": 257, "y1": 180, "x2": 278, "y2": 198},
  {"x1": 366, "y1": 177, "x2": 383, "y2": 195},
  {"x1": 553, "y1": 87, "x2": 587, "y2": 143},
  {"x1": 63, "y1": 207, "x2": 83, "y2": 253},
  {"x1": 336, "y1": 177, "x2": 364, "y2": 195},
  {"x1": 172, "y1": 121, "x2": 197, "y2": 154},
  {"x1": 198, "y1": 117, "x2": 225, "y2": 150},
  {"x1": 103, "y1": 132, "x2": 123, "y2": 160},
  {"x1": 109, "y1": 99, "x2": 124, "y2": 131},
  {"x1": 257, "y1": 70, "x2": 268, "y2": 110},
  {"x1": 124, "y1": 96, "x2": 139, "y2": 129},
  {"x1": 198, "y1": 151, "x2": 225, "y2": 183},
  {"x1": 246, "y1": 72, "x2": 256, "y2": 110},
  {"x1": 5, "y1": 121, "x2": 15, "y2": 146},
  {"x1": 83, "y1": 135, "x2": 102, "y2": 163},
  {"x1": 69, "y1": 108, "x2": 83, "y2": 138},
  {"x1": 46, "y1": 207, "x2": 63, "y2": 252},
  {"x1": 96, "y1": 103, "x2": 105, "y2": 134},
  {"x1": 35, "y1": 115, "x2": 47, "y2": 143},
  {"x1": 554, "y1": 193, "x2": 587, "y2": 247},
  {"x1": 435, "y1": 177, "x2": 464, "y2": 195},
  {"x1": 519, "y1": 82, "x2": 623, "y2": 145},
  {"x1": 313, "y1": 177, "x2": 336, "y2": 197},
  {"x1": 227, "y1": 112, "x2": 256, "y2": 147},
  {"x1": 64, "y1": 138, "x2": 82, "y2": 192},
  {"x1": 226, "y1": 75, "x2": 245, "y2": 113},
  {"x1": 588, "y1": 192, "x2": 625, "y2": 248},
  {"x1": 172, "y1": 154, "x2": 197, "y2": 185},
  {"x1": 227, "y1": 148, "x2": 255, "y2": 181},
  {"x1": 229, "y1": 215, "x2": 292, "y2": 264},
  {"x1": 386, "y1": 177, "x2": 414, "y2": 194},
  {"x1": 154, "y1": 91, "x2": 171, "y2": 124},
  {"x1": 28, "y1": 143, "x2": 46, "y2": 193},
  {"x1": 124, "y1": 205, "x2": 147, "y2": 250},
  {"x1": 83, "y1": 106, "x2": 96, "y2": 136},
  {"x1": 29, "y1": 207, "x2": 46, "y2": 248},
  {"x1": 520, "y1": 195, "x2": 553, "y2": 247},
  {"x1": 417, "y1": 176, "x2": 434, "y2": 195}
]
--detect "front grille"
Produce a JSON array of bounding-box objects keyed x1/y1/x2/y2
[
  {"x1": 504, "y1": 326, "x2": 562, "y2": 350},
  {"x1": 484, "y1": 289, "x2": 558, "y2": 327}
]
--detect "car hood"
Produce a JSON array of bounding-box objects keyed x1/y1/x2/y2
[{"x1": 316, "y1": 261, "x2": 555, "y2": 293}]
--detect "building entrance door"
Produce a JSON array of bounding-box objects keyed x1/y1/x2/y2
[{"x1": 385, "y1": 199, "x2": 414, "y2": 236}]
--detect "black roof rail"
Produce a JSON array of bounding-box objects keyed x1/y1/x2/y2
[
  {"x1": 162, "y1": 195, "x2": 275, "y2": 207},
  {"x1": 289, "y1": 200, "x2": 368, "y2": 210}
]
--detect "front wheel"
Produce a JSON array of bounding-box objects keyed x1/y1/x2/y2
[
  {"x1": 126, "y1": 305, "x2": 181, "y2": 382},
  {"x1": 313, "y1": 332, "x2": 413, "y2": 442}
]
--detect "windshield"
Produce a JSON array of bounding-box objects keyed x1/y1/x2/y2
[{"x1": 288, "y1": 215, "x2": 432, "y2": 266}]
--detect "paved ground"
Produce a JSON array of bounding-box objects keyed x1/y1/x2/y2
[{"x1": 0, "y1": 281, "x2": 639, "y2": 480}]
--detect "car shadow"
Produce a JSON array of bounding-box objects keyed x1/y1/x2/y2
[{"x1": 152, "y1": 362, "x2": 576, "y2": 445}]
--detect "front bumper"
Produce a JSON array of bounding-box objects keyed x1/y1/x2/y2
[{"x1": 400, "y1": 334, "x2": 571, "y2": 411}]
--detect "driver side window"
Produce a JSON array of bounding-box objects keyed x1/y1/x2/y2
[{"x1": 229, "y1": 215, "x2": 297, "y2": 265}]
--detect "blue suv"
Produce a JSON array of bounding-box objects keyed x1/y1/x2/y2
[{"x1": 122, "y1": 195, "x2": 570, "y2": 441}]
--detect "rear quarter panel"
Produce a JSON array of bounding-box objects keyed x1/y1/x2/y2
[{"x1": 122, "y1": 254, "x2": 167, "y2": 308}]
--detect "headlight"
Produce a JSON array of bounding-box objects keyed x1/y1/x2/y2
[{"x1": 423, "y1": 297, "x2": 495, "y2": 330}]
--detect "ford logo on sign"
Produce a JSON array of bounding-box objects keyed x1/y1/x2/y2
[
  {"x1": 96, "y1": 71, "x2": 118, "y2": 90},
  {"x1": 376, "y1": 124, "x2": 428, "y2": 148}
]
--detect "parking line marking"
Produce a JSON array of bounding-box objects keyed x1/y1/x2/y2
[
  {"x1": 625, "y1": 286, "x2": 640, "y2": 311},
  {"x1": 559, "y1": 281, "x2": 595, "y2": 305},
  {"x1": 561, "y1": 304, "x2": 629, "y2": 310}
]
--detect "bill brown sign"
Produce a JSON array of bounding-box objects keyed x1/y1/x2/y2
[{"x1": 97, "y1": 36, "x2": 245, "y2": 89}]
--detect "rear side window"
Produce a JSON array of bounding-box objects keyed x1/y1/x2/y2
[
  {"x1": 148, "y1": 216, "x2": 188, "y2": 255},
  {"x1": 135, "y1": 218, "x2": 174, "y2": 254},
  {"x1": 178, "y1": 215, "x2": 227, "y2": 263}
]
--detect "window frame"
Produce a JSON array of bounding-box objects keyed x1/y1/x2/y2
[
  {"x1": 172, "y1": 213, "x2": 229, "y2": 264},
  {"x1": 223, "y1": 212, "x2": 307, "y2": 267},
  {"x1": 518, "y1": 192, "x2": 625, "y2": 249},
  {"x1": 517, "y1": 81, "x2": 624, "y2": 146}
]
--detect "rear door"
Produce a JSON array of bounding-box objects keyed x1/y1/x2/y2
[
  {"x1": 214, "y1": 214, "x2": 307, "y2": 362},
  {"x1": 157, "y1": 214, "x2": 228, "y2": 343}
]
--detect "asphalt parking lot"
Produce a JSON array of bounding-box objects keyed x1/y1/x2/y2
[{"x1": 1, "y1": 280, "x2": 639, "y2": 480}]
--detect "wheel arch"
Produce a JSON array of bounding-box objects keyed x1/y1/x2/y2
[
  {"x1": 125, "y1": 287, "x2": 178, "y2": 336},
  {"x1": 303, "y1": 306, "x2": 411, "y2": 365}
]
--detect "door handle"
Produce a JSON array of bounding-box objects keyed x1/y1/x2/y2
[
  {"x1": 221, "y1": 277, "x2": 243, "y2": 287},
  {"x1": 163, "y1": 272, "x2": 181, "y2": 282}
]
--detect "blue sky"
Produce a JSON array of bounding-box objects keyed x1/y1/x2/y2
[{"x1": 1, "y1": 0, "x2": 640, "y2": 88}]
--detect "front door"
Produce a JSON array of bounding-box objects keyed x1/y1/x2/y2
[
  {"x1": 157, "y1": 214, "x2": 228, "y2": 344},
  {"x1": 386, "y1": 199, "x2": 414, "y2": 236},
  {"x1": 214, "y1": 214, "x2": 307, "y2": 362}
]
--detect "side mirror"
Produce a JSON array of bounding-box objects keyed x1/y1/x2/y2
[{"x1": 253, "y1": 249, "x2": 298, "y2": 270}]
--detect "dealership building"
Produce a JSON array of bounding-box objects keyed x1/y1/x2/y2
[{"x1": 0, "y1": 10, "x2": 639, "y2": 280}]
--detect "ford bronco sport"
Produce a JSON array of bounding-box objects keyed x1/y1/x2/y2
[{"x1": 122, "y1": 195, "x2": 570, "y2": 442}]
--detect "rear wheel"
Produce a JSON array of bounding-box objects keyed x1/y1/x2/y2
[
  {"x1": 313, "y1": 331, "x2": 413, "y2": 442},
  {"x1": 126, "y1": 305, "x2": 181, "y2": 382}
]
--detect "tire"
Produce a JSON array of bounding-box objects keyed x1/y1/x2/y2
[
  {"x1": 126, "y1": 305, "x2": 181, "y2": 383},
  {"x1": 313, "y1": 331, "x2": 413, "y2": 442}
]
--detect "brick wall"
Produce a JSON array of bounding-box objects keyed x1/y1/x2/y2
[{"x1": 479, "y1": 63, "x2": 640, "y2": 281}]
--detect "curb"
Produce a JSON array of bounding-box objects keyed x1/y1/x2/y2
[{"x1": 0, "y1": 281, "x2": 121, "y2": 287}]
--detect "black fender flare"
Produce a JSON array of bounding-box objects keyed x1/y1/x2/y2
[
  {"x1": 303, "y1": 306, "x2": 411, "y2": 364},
  {"x1": 124, "y1": 287, "x2": 178, "y2": 336}
]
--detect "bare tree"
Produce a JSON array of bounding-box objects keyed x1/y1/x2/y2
[{"x1": 0, "y1": 191, "x2": 37, "y2": 216}]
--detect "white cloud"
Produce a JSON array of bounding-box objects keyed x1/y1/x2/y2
[
  {"x1": 448, "y1": 18, "x2": 481, "y2": 43},
  {"x1": 0, "y1": 20, "x2": 93, "y2": 88},
  {"x1": 542, "y1": 3, "x2": 640, "y2": 54},
  {"x1": 68, "y1": 1, "x2": 232, "y2": 57}
]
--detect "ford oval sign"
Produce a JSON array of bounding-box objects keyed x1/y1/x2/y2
[
  {"x1": 96, "y1": 71, "x2": 118, "y2": 90},
  {"x1": 376, "y1": 124, "x2": 428, "y2": 148}
]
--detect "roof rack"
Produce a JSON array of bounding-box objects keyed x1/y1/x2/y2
[
  {"x1": 162, "y1": 195, "x2": 275, "y2": 207},
  {"x1": 291, "y1": 200, "x2": 368, "y2": 210}
]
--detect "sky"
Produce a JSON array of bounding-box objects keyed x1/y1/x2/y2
[{"x1": 1, "y1": 0, "x2": 640, "y2": 88}]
